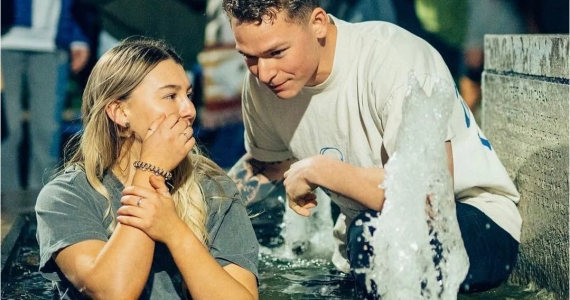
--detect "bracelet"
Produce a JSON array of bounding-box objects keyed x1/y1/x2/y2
[{"x1": 133, "y1": 161, "x2": 173, "y2": 181}]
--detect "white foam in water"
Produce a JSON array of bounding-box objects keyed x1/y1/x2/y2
[
  {"x1": 262, "y1": 188, "x2": 335, "y2": 259},
  {"x1": 361, "y1": 72, "x2": 469, "y2": 299}
]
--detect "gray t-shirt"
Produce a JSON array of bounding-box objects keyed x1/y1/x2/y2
[{"x1": 35, "y1": 165, "x2": 259, "y2": 299}]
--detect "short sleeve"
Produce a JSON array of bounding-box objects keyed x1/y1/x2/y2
[
  {"x1": 35, "y1": 173, "x2": 108, "y2": 281},
  {"x1": 242, "y1": 74, "x2": 294, "y2": 162},
  {"x1": 205, "y1": 176, "x2": 259, "y2": 280}
]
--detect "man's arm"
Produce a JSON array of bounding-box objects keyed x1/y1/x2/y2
[
  {"x1": 283, "y1": 156, "x2": 386, "y2": 215},
  {"x1": 284, "y1": 142, "x2": 454, "y2": 215},
  {"x1": 227, "y1": 153, "x2": 295, "y2": 204}
]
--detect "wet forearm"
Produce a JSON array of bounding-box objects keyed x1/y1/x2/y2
[{"x1": 310, "y1": 156, "x2": 386, "y2": 211}]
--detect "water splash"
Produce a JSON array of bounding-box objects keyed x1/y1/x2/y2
[
  {"x1": 362, "y1": 72, "x2": 469, "y2": 299},
  {"x1": 261, "y1": 188, "x2": 335, "y2": 260}
]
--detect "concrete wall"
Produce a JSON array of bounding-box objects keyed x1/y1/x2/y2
[{"x1": 482, "y1": 35, "x2": 569, "y2": 299}]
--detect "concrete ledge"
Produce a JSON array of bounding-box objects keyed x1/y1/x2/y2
[
  {"x1": 482, "y1": 34, "x2": 569, "y2": 300},
  {"x1": 1, "y1": 215, "x2": 27, "y2": 273},
  {"x1": 0, "y1": 191, "x2": 39, "y2": 272},
  {"x1": 484, "y1": 35, "x2": 569, "y2": 80}
]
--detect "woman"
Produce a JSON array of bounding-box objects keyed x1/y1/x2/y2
[{"x1": 35, "y1": 37, "x2": 259, "y2": 300}]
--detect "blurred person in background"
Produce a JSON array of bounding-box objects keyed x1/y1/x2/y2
[
  {"x1": 460, "y1": 0, "x2": 527, "y2": 116},
  {"x1": 409, "y1": 0, "x2": 469, "y2": 82},
  {"x1": 320, "y1": 0, "x2": 397, "y2": 24},
  {"x1": 1, "y1": 74, "x2": 7, "y2": 143},
  {"x1": 77, "y1": 0, "x2": 206, "y2": 67},
  {"x1": 519, "y1": 0, "x2": 570, "y2": 34},
  {"x1": 1, "y1": 0, "x2": 90, "y2": 193},
  {"x1": 195, "y1": 0, "x2": 247, "y2": 170}
]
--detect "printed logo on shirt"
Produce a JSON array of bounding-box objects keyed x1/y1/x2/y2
[{"x1": 319, "y1": 147, "x2": 345, "y2": 196}]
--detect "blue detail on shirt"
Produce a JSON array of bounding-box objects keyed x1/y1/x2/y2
[
  {"x1": 478, "y1": 132, "x2": 492, "y2": 150},
  {"x1": 456, "y1": 85, "x2": 491, "y2": 150},
  {"x1": 319, "y1": 147, "x2": 345, "y2": 161},
  {"x1": 319, "y1": 147, "x2": 344, "y2": 196},
  {"x1": 459, "y1": 99, "x2": 471, "y2": 128}
]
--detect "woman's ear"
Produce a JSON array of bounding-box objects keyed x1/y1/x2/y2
[{"x1": 105, "y1": 100, "x2": 129, "y2": 128}]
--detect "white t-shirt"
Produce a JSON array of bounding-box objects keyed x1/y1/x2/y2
[{"x1": 242, "y1": 16, "x2": 521, "y2": 244}]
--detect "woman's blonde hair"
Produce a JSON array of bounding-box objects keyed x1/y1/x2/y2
[{"x1": 65, "y1": 37, "x2": 224, "y2": 244}]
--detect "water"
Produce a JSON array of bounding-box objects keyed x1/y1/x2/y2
[
  {"x1": 1, "y1": 215, "x2": 57, "y2": 300},
  {"x1": 361, "y1": 73, "x2": 468, "y2": 299},
  {"x1": 0, "y1": 214, "x2": 556, "y2": 299},
  {"x1": 258, "y1": 254, "x2": 555, "y2": 300}
]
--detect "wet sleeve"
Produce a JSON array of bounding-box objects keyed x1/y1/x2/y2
[
  {"x1": 207, "y1": 182, "x2": 259, "y2": 280},
  {"x1": 35, "y1": 178, "x2": 108, "y2": 281}
]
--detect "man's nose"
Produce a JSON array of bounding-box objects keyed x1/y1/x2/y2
[{"x1": 257, "y1": 58, "x2": 277, "y2": 84}]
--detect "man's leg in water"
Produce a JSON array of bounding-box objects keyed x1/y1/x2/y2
[
  {"x1": 347, "y1": 209, "x2": 380, "y2": 300},
  {"x1": 346, "y1": 203, "x2": 519, "y2": 298},
  {"x1": 454, "y1": 202, "x2": 519, "y2": 293}
]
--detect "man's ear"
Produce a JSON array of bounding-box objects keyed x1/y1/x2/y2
[
  {"x1": 311, "y1": 8, "x2": 328, "y2": 39},
  {"x1": 105, "y1": 100, "x2": 129, "y2": 128}
]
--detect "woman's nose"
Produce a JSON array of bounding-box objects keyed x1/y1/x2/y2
[{"x1": 179, "y1": 98, "x2": 196, "y2": 122}]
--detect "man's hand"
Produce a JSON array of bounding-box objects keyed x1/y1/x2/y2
[{"x1": 283, "y1": 157, "x2": 320, "y2": 217}]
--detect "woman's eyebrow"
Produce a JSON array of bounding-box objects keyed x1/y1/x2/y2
[{"x1": 157, "y1": 84, "x2": 182, "y2": 91}]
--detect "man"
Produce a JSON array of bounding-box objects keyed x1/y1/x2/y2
[{"x1": 223, "y1": 0, "x2": 521, "y2": 298}]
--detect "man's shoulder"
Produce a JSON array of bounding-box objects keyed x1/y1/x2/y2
[{"x1": 339, "y1": 18, "x2": 418, "y2": 44}]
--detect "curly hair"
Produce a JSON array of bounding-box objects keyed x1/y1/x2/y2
[{"x1": 222, "y1": 0, "x2": 319, "y2": 25}]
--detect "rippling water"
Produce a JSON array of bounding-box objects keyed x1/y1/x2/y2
[
  {"x1": 1, "y1": 217, "x2": 556, "y2": 300},
  {"x1": 257, "y1": 253, "x2": 556, "y2": 300}
]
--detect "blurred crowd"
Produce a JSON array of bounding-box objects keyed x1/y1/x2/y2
[{"x1": 1, "y1": 0, "x2": 568, "y2": 194}]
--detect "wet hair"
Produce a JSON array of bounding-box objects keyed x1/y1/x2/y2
[
  {"x1": 65, "y1": 37, "x2": 225, "y2": 243},
  {"x1": 222, "y1": 0, "x2": 319, "y2": 25}
]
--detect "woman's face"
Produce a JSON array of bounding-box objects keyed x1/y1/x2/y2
[{"x1": 123, "y1": 59, "x2": 196, "y2": 140}]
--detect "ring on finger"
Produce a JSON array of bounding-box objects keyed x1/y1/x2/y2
[{"x1": 137, "y1": 197, "x2": 143, "y2": 207}]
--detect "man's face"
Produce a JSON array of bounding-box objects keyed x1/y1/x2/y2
[{"x1": 232, "y1": 10, "x2": 324, "y2": 99}]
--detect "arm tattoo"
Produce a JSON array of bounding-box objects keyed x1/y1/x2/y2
[{"x1": 228, "y1": 157, "x2": 290, "y2": 205}]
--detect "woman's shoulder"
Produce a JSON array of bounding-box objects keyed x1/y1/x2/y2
[
  {"x1": 200, "y1": 174, "x2": 248, "y2": 229},
  {"x1": 200, "y1": 174, "x2": 242, "y2": 204},
  {"x1": 36, "y1": 165, "x2": 105, "y2": 211},
  {"x1": 38, "y1": 165, "x2": 89, "y2": 199}
]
